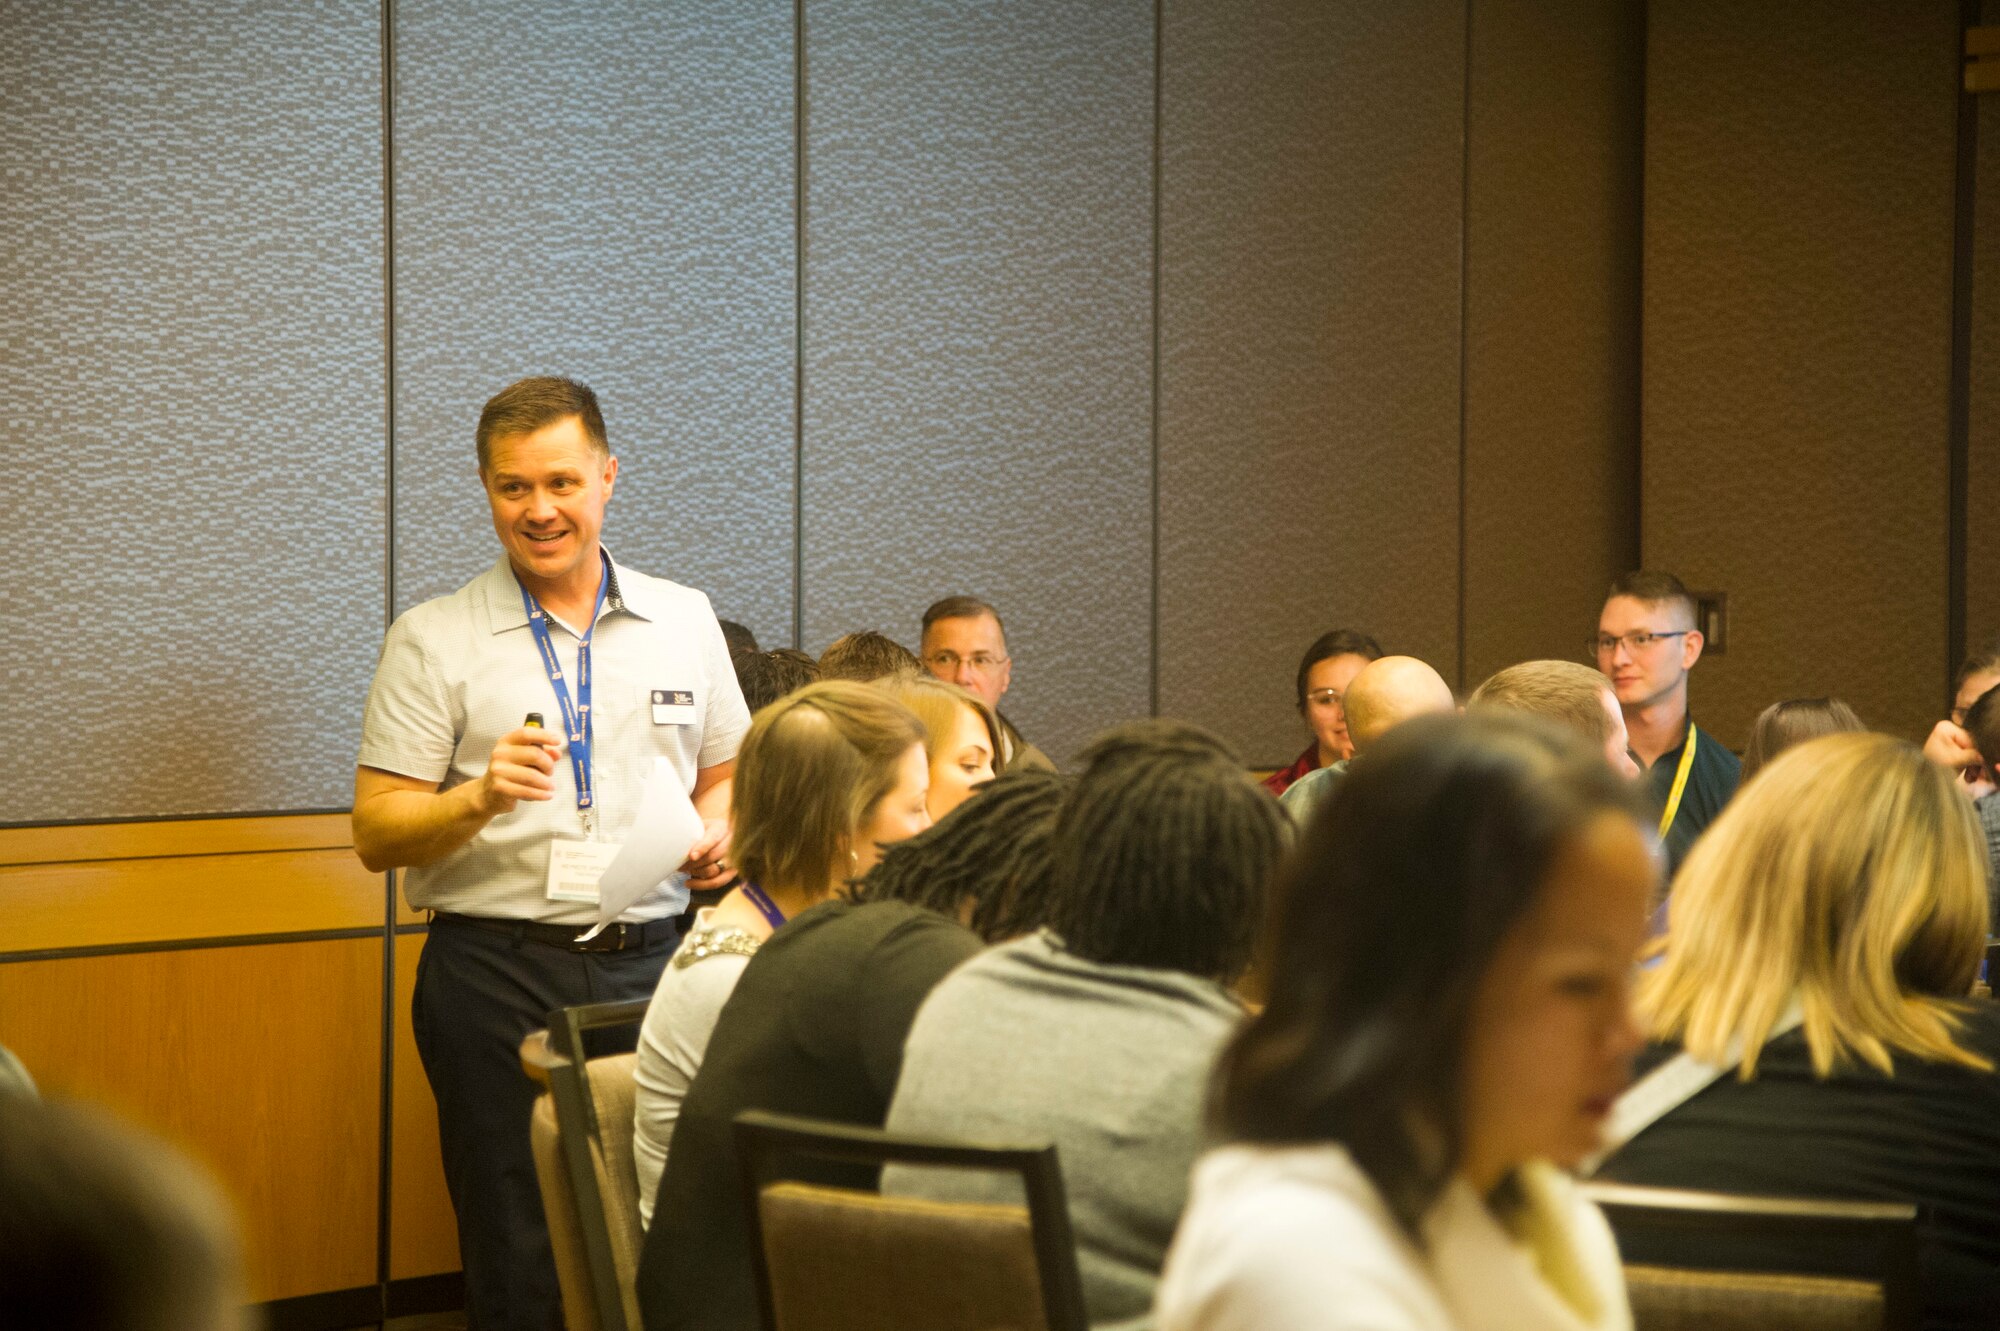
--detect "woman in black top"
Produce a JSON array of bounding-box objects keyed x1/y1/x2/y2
[{"x1": 1597, "y1": 732, "x2": 2000, "y2": 1331}]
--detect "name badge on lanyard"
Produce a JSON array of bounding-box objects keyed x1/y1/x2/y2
[{"x1": 520, "y1": 556, "x2": 622, "y2": 901}]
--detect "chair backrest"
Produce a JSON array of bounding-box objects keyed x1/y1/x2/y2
[
  {"x1": 520, "y1": 997, "x2": 653, "y2": 1331},
  {"x1": 733, "y1": 1109, "x2": 1090, "y2": 1331},
  {"x1": 1581, "y1": 1181, "x2": 1921, "y2": 1331}
]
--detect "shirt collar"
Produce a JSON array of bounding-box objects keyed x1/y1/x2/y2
[{"x1": 479, "y1": 547, "x2": 653, "y2": 636}]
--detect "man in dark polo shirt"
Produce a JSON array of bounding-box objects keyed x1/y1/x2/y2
[{"x1": 1595, "y1": 570, "x2": 1740, "y2": 880}]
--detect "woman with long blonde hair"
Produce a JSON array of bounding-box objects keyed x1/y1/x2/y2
[
  {"x1": 879, "y1": 675, "x2": 1003, "y2": 820},
  {"x1": 1597, "y1": 731, "x2": 2000, "y2": 1331}
]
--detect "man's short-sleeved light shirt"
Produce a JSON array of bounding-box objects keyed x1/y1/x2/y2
[{"x1": 358, "y1": 553, "x2": 751, "y2": 924}]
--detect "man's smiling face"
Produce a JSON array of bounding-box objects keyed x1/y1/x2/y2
[{"x1": 481, "y1": 414, "x2": 618, "y2": 596}]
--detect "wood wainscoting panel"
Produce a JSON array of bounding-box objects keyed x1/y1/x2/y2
[
  {"x1": 390, "y1": 929, "x2": 462, "y2": 1280},
  {"x1": 0, "y1": 813, "x2": 355, "y2": 868},
  {"x1": 0, "y1": 848, "x2": 383, "y2": 954},
  {"x1": 0, "y1": 938, "x2": 383, "y2": 1303}
]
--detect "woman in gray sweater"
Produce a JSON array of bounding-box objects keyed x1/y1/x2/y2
[{"x1": 884, "y1": 719, "x2": 1288, "y2": 1330}]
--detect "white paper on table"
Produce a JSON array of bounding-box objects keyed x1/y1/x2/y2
[{"x1": 576, "y1": 758, "x2": 706, "y2": 941}]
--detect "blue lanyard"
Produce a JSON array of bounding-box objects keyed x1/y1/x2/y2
[
  {"x1": 741, "y1": 882, "x2": 787, "y2": 929},
  {"x1": 517, "y1": 554, "x2": 611, "y2": 836}
]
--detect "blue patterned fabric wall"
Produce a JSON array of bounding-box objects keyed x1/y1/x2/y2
[{"x1": 4, "y1": 1, "x2": 386, "y2": 822}]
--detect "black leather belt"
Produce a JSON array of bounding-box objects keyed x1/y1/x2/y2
[{"x1": 429, "y1": 911, "x2": 674, "y2": 954}]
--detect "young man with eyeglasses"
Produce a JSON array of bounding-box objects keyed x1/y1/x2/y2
[
  {"x1": 1594, "y1": 570, "x2": 1740, "y2": 877},
  {"x1": 919, "y1": 595, "x2": 1055, "y2": 772}
]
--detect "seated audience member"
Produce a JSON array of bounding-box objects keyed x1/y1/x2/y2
[
  {"x1": 1157, "y1": 713, "x2": 1652, "y2": 1331},
  {"x1": 1953, "y1": 684, "x2": 2000, "y2": 928},
  {"x1": 687, "y1": 646, "x2": 827, "y2": 934},
  {"x1": 718, "y1": 618, "x2": 759, "y2": 658},
  {"x1": 1926, "y1": 645, "x2": 2000, "y2": 796},
  {"x1": 1595, "y1": 732, "x2": 2000, "y2": 1331},
  {"x1": 1279, "y1": 655, "x2": 1452, "y2": 825},
  {"x1": 919, "y1": 595, "x2": 1055, "y2": 771},
  {"x1": 638, "y1": 769, "x2": 1070, "y2": 1331},
  {"x1": 1954, "y1": 646, "x2": 2000, "y2": 727},
  {"x1": 882, "y1": 675, "x2": 1004, "y2": 819},
  {"x1": 631, "y1": 681, "x2": 930, "y2": 1226},
  {"x1": 1739, "y1": 695, "x2": 1865, "y2": 781},
  {"x1": 1596, "y1": 571, "x2": 1739, "y2": 876},
  {"x1": 0, "y1": 1095, "x2": 249, "y2": 1331},
  {"x1": 1261, "y1": 628, "x2": 1384, "y2": 796},
  {"x1": 817, "y1": 629, "x2": 922, "y2": 683},
  {"x1": 729, "y1": 645, "x2": 818, "y2": 714},
  {"x1": 884, "y1": 720, "x2": 1285, "y2": 1328},
  {"x1": 1469, "y1": 659, "x2": 1641, "y2": 779}
]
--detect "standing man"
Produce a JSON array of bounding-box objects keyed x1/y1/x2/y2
[
  {"x1": 352, "y1": 377, "x2": 748, "y2": 1330},
  {"x1": 1594, "y1": 570, "x2": 1739, "y2": 877},
  {"x1": 919, "y1": 595, "x2": 1055, "y2": 771}
]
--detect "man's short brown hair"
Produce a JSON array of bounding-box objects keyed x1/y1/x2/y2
[
  {"x1": 1606, "y1": 570, "x2": 1696, "y2": 626},
  {"x1": 475, "y1": 376, "x2": 609, "y2": 471},
  {"x1": 921, "y1": 595, "x2": 1006, "y2": 641},
  {"x1": 1469, "y1": 660, "x2": 1617, "y2": 747},
  {"x1": 817, "y1": 630, "x2": 921, "y2": 683}
]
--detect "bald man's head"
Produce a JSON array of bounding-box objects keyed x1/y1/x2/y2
[{"x1": 1341, "y1": 656, "x2": 1456, "y2": 753}]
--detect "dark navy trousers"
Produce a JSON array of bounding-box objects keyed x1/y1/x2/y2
[{"x1": 412, "y1": 914, "x2": 674, "y2": 1331}]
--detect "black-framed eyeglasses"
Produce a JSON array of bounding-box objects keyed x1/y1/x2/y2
[{"x1": 1589, "y1": 630, "x2": 1689, "y2": 658}]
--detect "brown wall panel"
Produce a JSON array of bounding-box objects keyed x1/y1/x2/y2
[
  {"x1": 0, "y1": 848, "x2": 383, "y2": 955},
  {"x1": 1462, "y1": 0, "x2": 1643, "y2": 689},
  {"x1": 391, "y1": 931, "x2": 461, "y2": 1281},
  {"x1": 1643, "y1": 0, "x2": 1961, "y2": 746},
  {"x1": 0, "y1": 939, "x2": 383, "y2": 1303},
  {"x1": 1157, "y1": 0, "x2": 1467, "y2": 765},
  {"x1": 1968, "y1": 0, "x2": 2000, "y2": 663}
]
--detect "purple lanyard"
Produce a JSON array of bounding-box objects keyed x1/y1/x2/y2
[{"x1": 741, "y1": 882, "x2": 786, "y2": 929}]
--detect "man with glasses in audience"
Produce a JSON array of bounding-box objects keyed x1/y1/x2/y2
[
  {"x1": 919, "y1": 595, "x2": 1055, "y2": 771},
  {"x1": 1594, "y1": 570, "x2": 1739, "y2": 876}
]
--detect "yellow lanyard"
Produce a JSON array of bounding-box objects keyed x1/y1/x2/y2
[{"x1": 1658, "y1": 724, "x2": 1699, "y2": 839}]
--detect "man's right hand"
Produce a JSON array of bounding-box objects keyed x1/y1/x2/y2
[{"x1": 476, "y1": 726, "x2": 565, "y2": 815}]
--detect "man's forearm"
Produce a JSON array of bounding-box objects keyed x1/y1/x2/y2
[
  {"x1": 693, "y1": 773, "x2": 733, "y2": 822},
  {"x1": 353, "y1": 782, "x2": 496, "y2": 873}
]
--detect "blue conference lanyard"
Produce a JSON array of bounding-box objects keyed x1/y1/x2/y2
[
  {"x1": 518, "y1": 554, "x2": 611, "y2": 838},
  {"x1": 741, "y1": 882, "x2": 787, "y2": 929}
]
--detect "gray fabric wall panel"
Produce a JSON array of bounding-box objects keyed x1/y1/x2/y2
[
  {"x1": 798, "y1": 0, "x2": 1154, "y2": 764},
  {"x1": 1462, "y1": 0, "x2": 1642, "y2": 690},
  {"x1": 391, "y1": 0, "x2": 796, "y2": 646},
  {"x1": 1643, "y1": 1, "x2": 1959, "y2": 747},
  {"x1": 1157, "y1": 0, "x2": 1466, "y2": 766},
  {"x1": 4, "y1": 1, "x2": 385, "y2": 822}
]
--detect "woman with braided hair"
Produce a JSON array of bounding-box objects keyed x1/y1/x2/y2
[
  {"x1": 884, "y1": 719, "x2": 1289, "y2": 1329},
  {"x1": 636, "y1": 767, "x2": 1070, "y2": 1331}
]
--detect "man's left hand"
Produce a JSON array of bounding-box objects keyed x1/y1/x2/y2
[{"x1": 681, "y1": 817, "x2": 734, "y2": 891}]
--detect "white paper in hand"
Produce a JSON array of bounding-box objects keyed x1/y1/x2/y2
[{"x1": 577, "y1": 758, "x2": 706, "y2": 942}]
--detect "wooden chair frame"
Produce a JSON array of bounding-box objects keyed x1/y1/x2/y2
[
  {"x1": 1581, "y1": 1180, "x2": 1922, "y2": 1331},
  {"x1": 520, "y1": 996, "x2": 653, "y2": 1331},
  {"x1": 733, "y1": 1108, "x2": 1091, "y2": 1331}
]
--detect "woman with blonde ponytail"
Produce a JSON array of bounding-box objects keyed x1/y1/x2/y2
[{"x1": 1598, "y1": 731, "x2": 2000, "y2": 1331}]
